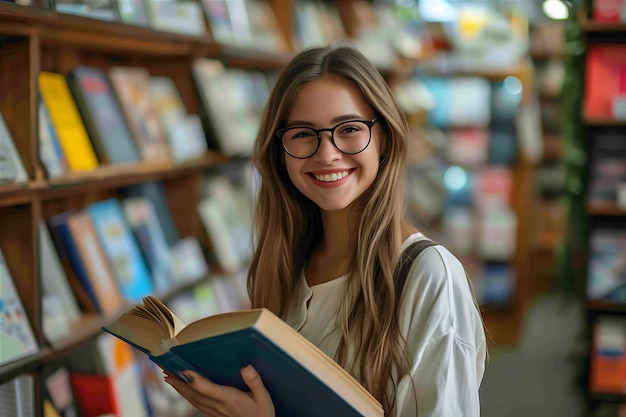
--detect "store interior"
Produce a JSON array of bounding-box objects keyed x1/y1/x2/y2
[{"x1": 0, "y1": 0, "x2": 625, "y2": 416}]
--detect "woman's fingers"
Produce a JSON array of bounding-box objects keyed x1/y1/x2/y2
[
  {"x1": 164, "y1": 368, "x2": 275, "y2": 417},
  {"x1": 241, "y1": 365, "x2": 275, "y2": 416},
  {"x1": 165, "y1": 372, "x2": 223, "y2": 414}
]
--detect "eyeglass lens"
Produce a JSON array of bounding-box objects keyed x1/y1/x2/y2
[{"x1": 282, "y1": 121, "x2": 371, "y2": 158}]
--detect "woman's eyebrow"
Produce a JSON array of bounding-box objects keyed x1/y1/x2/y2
[{"x1": 284, "y1": 114, "x2": 366, "y2": 128}]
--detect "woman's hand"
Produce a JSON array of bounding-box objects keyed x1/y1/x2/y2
[{"x1": 164, "y1": 365, "x2": 275, "y2": 417}]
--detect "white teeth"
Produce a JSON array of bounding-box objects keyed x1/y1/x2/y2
[{"x1": 314, "y1": 171, "x2": 349, "y2": 182}]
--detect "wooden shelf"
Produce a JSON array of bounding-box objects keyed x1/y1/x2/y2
[
  {"x1": 587, "y1": 300, "x2": 626, "y2": 314},
  {"x1": 418, "y1": 66, "x2": 521, "y2": 81},
  {"x1": 580, "y1": 19, "x2": 626, "y2": 33},
  {"x1": 0, "y1": 2, "x2": 294, "y2": 68},
  {"x1": 0, "y1": 350, "x2": 49, "y2": 385},
  {"x1": 584, "y1": 116, "x2": 626, "y2": 126},
  {"x1": 578, "y1": 6, "x2": 626, "y2": 33},
  {"x1": 0, "y1": 153, "x2": 229, "y2": 204},
  {"x1": 43, "y1": 152, "x2": 228, "y2": 198},
  {"x1": 0, "y1": 182, "x2": 43, "y2": 207},
  {"x1": 0, "y1": 2, "x2": 216, "y2": 56},
  {"x1": 217, "y1": 46, "x2": 294, "y2": 71},
  {"x1": 587, "y1": 202, "x2": 626, "y2": 216},
  {"x1": 0, "y1": 273, "x2": 210, "y2": 384},
  {"x1": 589, "y1": 391, "x2": 626, "y2": 403}
]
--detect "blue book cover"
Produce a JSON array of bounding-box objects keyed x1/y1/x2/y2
[
  {"x1": 48, "y1": 212, "x2": 100, "y2": 312},
  {"x1": 587, "y1": 228, "x2": 626, "y2": 301},
  {"x1": 120, "y1": 181, "x2": 179, "y2": 247},
  {"x1": 68, "y1": 66, "x2": 140, "y2": 164},
  {"x1": 422, "y1": 77, "x2": 450, "y2": 127},
  {"x1": 103, "y1": 299, "x2": 382, "y2": 417},
  {"x1": 87, "y1": 199, "x2": 153, "y2": 302},
  {"x1": 122, "y1": 197, "x2": 176, "y2": 294}
]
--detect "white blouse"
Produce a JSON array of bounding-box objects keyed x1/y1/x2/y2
[{"x1": 285, "y1": 233, "x2": 486, "y2": 417}]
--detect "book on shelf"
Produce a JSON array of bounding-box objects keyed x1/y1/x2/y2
[
  {"x1": 474, "y1": 166, "x2": 514, "y2": 209},
  {"x1": 487, "y1": 126, "x2": 517, "y2": 165},
  {"x1": 590, "y1": 316, "x2": 626, "y2": 393},
  {"x1": 108, "y1": 67, "x2": 172, "y2": 162},
  {"x1": 0, "y1": 248, "x2": 39, "y2": 366},
  {"x1": 584, "y1": 44, "x2": 626, "y2": 120},
  {"x1": 587, "y1": 227, "x2": 626, "y2": 301},
  {"x1": 200, "y1": 0, "x2": 237, "y2": 45},
  {"x1": 446, "y1": 128, "x2": 488, "y2": 167},
  {"x1": 122, "y1": 197, "x2": 176, "y2": 294},
  {"x1": 69, "y1": 333, "x2": 149, "y2": 417},
  {"x1": 41, "y1": 364, "x2": 79, "y2": 417},
  {"x1": 192, "y1": 59, "x2": 262, "y2": 157},
  {"x1": 0, "y1": 374, "x2": 35, "y2": 417},
  {"x1": 67, "y1": 66, "x2": 141, "y2": 164},
  {"x1": 38, "y1": 222, "x2": 82, "y2": 343},
  {"x1": 444, "y1": 166, "x2": 475, "y2": 206},
  {"x1": 198, "y1": 197, "x2": 242, "y2": 274},
  {"x1": 169, "y1": 236, "x2": 209, "y2": 283},
  {"x1": 103, "y1": 296, "x2": 383, "y2": 417},
  {"x1": 422, "y1": 77, "x2": 492, "y2": 128},
  {"x1": 87, "y1": 199, "x2": 154, "y2": 302},
  {"x1": 243, "y1": 0, "x2": 289, "y2": 53},
  {"x1": 490, "y1": 78, "x2": 521, "y2": 122},
  {"x1": 131, "y1": 348, "x2": 192, "y2": 417},
  {"x1": 0, "y1": 111, "x2": 28, "y2": 183},
  {"x1": 148, "y1": 76, "x2": 188, "y2": 129},
  {"x1": 48, "y1": 210, "x2": 125, "y2": 317},
  {"x1": 593, "y1": 0, "x2": 626, "y2": 23},
  {"x1": 149, "y1": 76, "x2": 208, "y2": 164},
  {"x1": 480, "y1": 262, "x2": 515, "y2": 306},
  {"x1": 115, "y1": 0, "x2": 149, "y2": 26},
  {"x1": 198, "y1": 176, "x2": 253, "y2": 274},
  {"x1": 588, "y1": 128, "x2": 626, "y2": 208},
  {"x1": 38, "y1": 71, "x2": 99, "y2": 171},
  {"x1": 293, "y1": 1, "x2": 346, "y2": 50},
  {"x1": 120, "y1": 181, "x2": 179, "y2": 247},
  {"x1": 38, "y1": 99, "x2": 69, "y2": 178},
  {"x1": 477, "y1": 205, "x2": 517, "y2": 261},
  {"x1": 52, "y1": 0, "x2": 120, "y2": 21},
  {"x1": 144, "y1": 0, "x2": 207, "y2": 37}
]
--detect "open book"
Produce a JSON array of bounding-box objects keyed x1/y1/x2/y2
[{"x1": 102, "y1": 296, "x2": 383, "y2": 417}]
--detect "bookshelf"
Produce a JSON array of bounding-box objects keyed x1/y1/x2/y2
[
  {"x1": 527, "y1": 21, "x2": 568, "y2": 294},
  {"x1": 410, "y1": 59, "x2": 538, "y2": 346},
  {"x1": 0, "y1": 1, "x2": 540, "y2": 415},
  {"x1": 579, "y1": 2, "x2": 626, "y2": 415},
  {"x1": 0, "y1": 1, "x2": 293, "y2": 416}
]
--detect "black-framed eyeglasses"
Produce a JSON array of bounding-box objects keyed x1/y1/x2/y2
[{"x1": 276, "y1": 116, "x2": 380, "y2": 159}]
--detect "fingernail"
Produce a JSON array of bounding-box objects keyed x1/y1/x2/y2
[
  {"x1": 243, "y1": 365, "x2": 256, "y2": 380},
  {"x1": 178, "y1": 371, "x2": 194, "y2": 384}
]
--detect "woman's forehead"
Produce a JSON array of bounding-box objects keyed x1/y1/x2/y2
[{"x1": 286, "y1": 76, "x2": 372, "y2": 124}]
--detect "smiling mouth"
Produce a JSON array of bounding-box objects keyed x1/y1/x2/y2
[{"x1": 312, "y1": 170, "x2": 350, "y2": 182}]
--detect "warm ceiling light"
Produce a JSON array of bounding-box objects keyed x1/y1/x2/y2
[{"x1": 542, "y1": 0, "x2": 570, "y2": 20}]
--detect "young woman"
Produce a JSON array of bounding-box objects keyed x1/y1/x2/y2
[{"x1": 164, "y1": 45, "x2": 487, "y2": 417}]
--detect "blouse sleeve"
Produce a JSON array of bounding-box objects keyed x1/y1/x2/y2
[{"x1": 394, "y1": 245, "x2": 486, "y2": 417}]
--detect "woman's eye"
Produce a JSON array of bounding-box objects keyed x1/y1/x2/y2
[
  {"x1": 293, "y1": 131, "x2": 314, "y2": 139},
  {"x1": 340, "y1": 126, "x2": 359, "y2": 134}
]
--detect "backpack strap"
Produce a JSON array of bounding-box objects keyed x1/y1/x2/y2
[{"x1": 393, "y1": 239, "x2": 437, "y2": 299}]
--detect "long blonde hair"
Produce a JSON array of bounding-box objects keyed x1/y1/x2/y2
[{"x1": 249, "y1": 46, "x2": 414, "y2": 414}]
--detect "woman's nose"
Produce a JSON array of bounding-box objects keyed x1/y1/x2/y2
[{"x1": 313, "y1": 133, "x2": 341, "y2": 164}]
